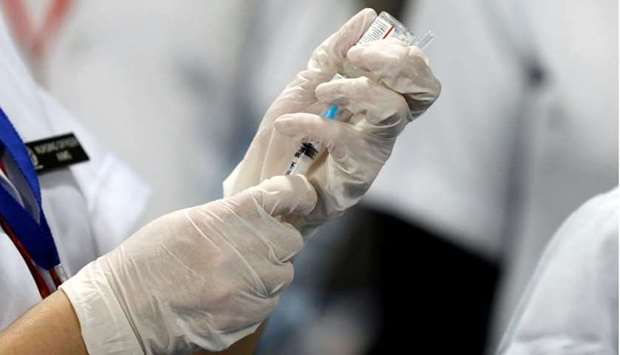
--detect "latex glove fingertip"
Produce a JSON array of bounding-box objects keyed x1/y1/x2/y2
[
  {"x1": 274, "y1": 113, "x2": 323, "y2": 137},
  {"x1": 273, "y1": 116, "x2": 299, "y2": 136},
  {"x1": 346, "y1": 43, "x2": 366, "y2": 61},
  {"x1": 315, "y1": 80, "x2": 345, "y2": 103},
  {"x1": 409, "y1": 45, "x2": 431, "y2": 66},
  {"x1": 254, "y1": 175, "x2": 318, "y2": 216}
]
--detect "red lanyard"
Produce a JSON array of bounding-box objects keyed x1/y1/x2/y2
[
  {"x1": 0, "y1": 218, "x2": 59, "y2": 298},
  {"x1": 0, "y1": 160, "x2": 64, "y2": 298},
  {"x1": 1, "y1": 0, "x2": 73, "y2": 63},
  {"x1": 0, "y1": 121, "x2": 66, "y2": 299}
]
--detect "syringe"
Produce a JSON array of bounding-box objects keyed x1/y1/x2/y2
[{"x1": 284, "y1": 12, "x2": 434, "y2": 176}]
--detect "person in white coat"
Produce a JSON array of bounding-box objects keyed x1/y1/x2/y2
[
  {"x1": 0, "y1": 11, "x2": 149, "y2": 331},
  {"x1": 369, "y1": 0, "x2": 617, "y2": 348},
  {"x1": 498, "y1": 188, "x2": 618, "y2": 355}
]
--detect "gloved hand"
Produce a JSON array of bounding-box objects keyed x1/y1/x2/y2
[
  {"x1": 60, "y1": 175, "x2": 317, "y2": 354},
  {"x1": 223, "y1": 8, "x2": 441, "y2": 233}
]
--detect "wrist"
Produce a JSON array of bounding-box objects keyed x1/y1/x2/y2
[{"x1": 60, "y1": 260, "x2": 144, "y2": 355}]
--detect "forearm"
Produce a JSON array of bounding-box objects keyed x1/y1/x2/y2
[
  {"x1": 0, "y1": 290, "x2": 88, "y2": 355},
  {"x1": 0, "y1": 286, "x2": 263, "y2": 355}
]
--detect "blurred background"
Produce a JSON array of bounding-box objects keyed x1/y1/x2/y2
[{"x1": 2, "y1": 0, "x2": 617, "y2": 353}]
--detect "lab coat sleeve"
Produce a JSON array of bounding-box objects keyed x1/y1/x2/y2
[
  {"x1": 497, "y1": 188, "x2": 618, "y2": 355},
  {"x1": 36, "y1": 88, "x2": 151, "y2": 255}
]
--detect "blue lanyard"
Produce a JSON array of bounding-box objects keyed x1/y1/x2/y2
[{"x1": 0, "y1": 107, "x2": 59, "y2": 270}]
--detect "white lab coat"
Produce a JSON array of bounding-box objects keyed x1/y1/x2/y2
[
  {"x1": 366, "y1": 0, "x2": 617, "y2": 345},
  {"x1": 497, "y1": 188, "x2": 618, "y2": 355},
  {"x1": 0, "y1": 14, "x2": 148, "y2": 330}
]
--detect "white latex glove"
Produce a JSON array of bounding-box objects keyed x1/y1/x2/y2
[
  {"x1": 60, "y1": 175, "x2": 317, "y2": 354},
  {"x1": 223, "y1": 8, "x2": 441, "y2": 233}
]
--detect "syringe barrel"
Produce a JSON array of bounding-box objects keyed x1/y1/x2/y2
[{"x1": 285, "y1": 140, "x2": 322, "y2": 175}]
